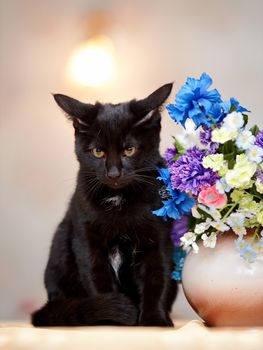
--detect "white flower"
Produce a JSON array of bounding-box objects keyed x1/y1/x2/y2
[
  {"x1": 226, "y1": 212, "x2": 245, "y2": 227},
  {"x1": 232, "y1": 226, "x2": 247, "y2": 236},
  {"x1": 201, "y1": 232, "x2": 217, "y2": 248},
  {"x1": 192, "y1": 242, "x2": 199, "y2": 254},
  {"x1": 176, "y1": 119, "x2": 201, "y2": 148},
  {"x1": 180, "y1": 232, "x2": 197, "y2": 247},
  {"x1": 215, "y1": 179, "x2": 231, "y2": 194},
  {"x1": 191, "y1": 205, "x2": 201, "y2": 219},
  {"x1": 246, "y1": 145, "x2": 263, "y2": 163},
  {"x1": 198, "y1": 204, "x2": 222, "y2": 221},
  {"x1": 223, "y1": 111, "x2": 244, "y2": 130},
  {"x1": 180, "y1": 232, "x2": 199, "y2": 253},
  {"x1": 210, "y1": 221, "x2": 230, "y2": 232},
  {"x1": 194, "y1": 218, "x2": 212, "y2": 234},
  {"x1": 236, "y1": 129, "x2": 255, "y2": 150}
]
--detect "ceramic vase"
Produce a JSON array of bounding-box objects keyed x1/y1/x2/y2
[{"x1": 182, "y1": 232, "x2": 263, "y2": 326}]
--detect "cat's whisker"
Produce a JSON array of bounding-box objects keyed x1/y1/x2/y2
[
  {"x1": 80, "y1": 176, "x2": 102, "y2": 197},
  {"x1": 133, "y1": 175, "x2": 159, "y2": 187},
  {"x1": 134, "y1": 166, "x2": 156, "y2": 173},
  {"x1": 86, "y1": 180, "x2": 102, "y2": 198}
]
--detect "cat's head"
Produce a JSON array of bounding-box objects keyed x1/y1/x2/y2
[{"x1": 53, "y1": 83, "x2": 172, "y2": 190}]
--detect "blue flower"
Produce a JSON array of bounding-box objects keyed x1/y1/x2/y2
[
  {"x1": 153, "y1": 199, "x2": 180, "y2": 221},
  {"x1": 152, "y1": 168, "x2": 195, "y2": 221},
  {"x1": 171, "y1": 248, "x2": 187, "y2": 282},
  {"x1": 220, "y1": 97, "x2": 249, "y2": 114},
  {"x1": 207, "y1": 102, "x2": 225, "y2": 124},
  {"x1": 167, "y1": 73, "x2": 222, "y2": 128},
  {"x1": 240, "y1": 245, "x2": 257, "y2": 263},
  {"x1": 156, "y1": 167, "x2": 170, "y2": 186},
  {"x1": 235, "y1": 237, "x2": 257, "y2": 263}
]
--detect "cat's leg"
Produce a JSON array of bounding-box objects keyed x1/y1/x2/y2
[
  {"x1": 72, "y1": 233, "x2": 118, "y2": 294},
  {"x1": 135, "y1": 241, "x2": 176, "y2": 327},
  {"x1": 44, "y1": 218, "x2": 86, "y2": 301}
]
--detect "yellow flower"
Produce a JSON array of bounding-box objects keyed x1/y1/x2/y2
[
  {"x1": 225, "y1": 154, "x2": 257, "y2": 188},
  {"x1": 257, "y1": 211, "x2": 263, "y2": 225},
  {"x1": 230, "y1": 189, "x2": 245, "y2": 202},
  {"x1": 202, "y1": 154, "x2": 226, "y2": 172},
  {"x1": 218, "y1": 163, "x2": 228, "y2": 177},
  {"x1": 255, "y1": 178, "x2": 263, "y2": 194},
  {"x1": 211, "y1": 127, "x2": 238, "y2": 144}
]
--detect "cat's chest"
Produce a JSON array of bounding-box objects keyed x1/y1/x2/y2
[
  {"x1": 99, "y1": 193, "x2": 151, "y2": 219},
  {"x1": 101, "y1": 194, "x2": 126, "y2": 211},
  {"x1": 79, "y1": 192, "x2": 162, "y2": 242}
]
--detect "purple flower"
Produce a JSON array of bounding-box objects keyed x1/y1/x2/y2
[
  {"x1": 200, "y1": 127, "x2": 212, "y2": 145},
  {"x1": 164, "y1": 147, "x2": 177, "y2": 167},
  {"x1": 208, "y1": 142, "x2": 220, "y2": 154},
  {"x1": 200, "y1": 127, "x2": 219, "y2": 154},
  {"x1": 171, "y1": 215, "x2": 190, "y2": 247},
  {"x1": 200, "y1": 127, "x2": 219, "y2": 152},
  {"x1": 255, "y1": 130, "x2": 263, "y2": 148},
  {"x1": 170, "y1": 146, "x2": 219, "y2": 196}
]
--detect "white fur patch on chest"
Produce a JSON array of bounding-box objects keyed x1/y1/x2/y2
[
  {"x1": 109, "y1": 248, "x2": 122, "y2": 275},
  {"x1": 102, "y1": 195, "x2": 125, "y2": 211},
  {"x1": 104, "y1": 195, "x2": 123, "y2": 207}
]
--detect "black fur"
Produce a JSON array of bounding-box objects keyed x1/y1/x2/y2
[{"x1": 31, "y1": 83, "x2": 177, "y2": 327}]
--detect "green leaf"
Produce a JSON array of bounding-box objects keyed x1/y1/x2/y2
[
  {"x1": 172, "y1": 137, "x2": 185, "y2": 154},
  {"x1": 173, "y1": 153, "x2": 181, "y2": 161},
  {"x1": 230, "y1": 103, "x2": 237, "y2": 113},
  {"x1": 223, "y1": 140, "x2": 234, "y2": 155},
  {"x1": 250, "y1": 124, "x2": 260, "y2": 136},
  {"x1": 242, "y1": 114, "x2": 248, "y2": 126},
  {"x1": 221, "y1": 140, "x2": 239, "y2": 169},
  {"x1": 188, "y1": 216, "x2": 197, "y2": 231}
]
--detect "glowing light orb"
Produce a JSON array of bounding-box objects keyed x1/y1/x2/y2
[{"x1": 66, "y1": 35, "x2": 116, "y2": 87}]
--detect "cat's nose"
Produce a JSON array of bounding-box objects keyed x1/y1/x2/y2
[{"x1": 107, "y1": 166, "x2": 121, "y2": 179}]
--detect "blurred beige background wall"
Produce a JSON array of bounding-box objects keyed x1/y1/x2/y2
[{"x1": 1, "y1": 0, "x2": 263, "y2": 320}]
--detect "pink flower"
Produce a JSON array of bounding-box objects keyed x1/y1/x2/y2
[{"x1": 198, "y1": 185, "x2": 227, "y2": 208}]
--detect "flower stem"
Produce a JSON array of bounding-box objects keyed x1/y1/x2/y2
[
  {"x1": 219, "y1": 203, "x2": 235, "y2": 211},
  {"x1": 244, "y1": 190, "x2": 262, "y2": 201},
  {"x1": 222, "y1": 203, "x2": 238, "y2": 221},
  {"x1": 207, "y1": 114, "x2": 217, "y2": 127},
  {"x1": 252, "y1": 225, "x2": 261, "y2": 241}
]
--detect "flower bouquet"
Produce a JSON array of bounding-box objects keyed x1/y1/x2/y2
[{"x1": 153, "y1": 73, "x2": 263, "y2": 326}]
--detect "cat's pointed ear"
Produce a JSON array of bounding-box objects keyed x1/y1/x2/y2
[
  {"x1": 130, "y1": 83, "x2": 173, "y2": 126},
  {"x1": 53, "y1": 94, "x2": 98, "y2": 130}
]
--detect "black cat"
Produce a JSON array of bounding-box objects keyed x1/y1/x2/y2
[{"x1": 31, "y1": 83, "x2": 177, "y2": 327}]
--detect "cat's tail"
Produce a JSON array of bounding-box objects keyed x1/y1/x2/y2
[{"x1": 31, "y1": 293, "x2": 138, "y2": 327}]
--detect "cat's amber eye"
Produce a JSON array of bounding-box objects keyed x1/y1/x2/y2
[
  {"x1": 92, "y1": 148, "x2": 105, "y2": 158},
  {"x1": 123, "y1": 146, "x2": 136, "y2": 157}
]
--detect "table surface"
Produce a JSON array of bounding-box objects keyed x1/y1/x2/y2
[{"x1": 0, "y1": 320, "x2": 263, "y2": 350}]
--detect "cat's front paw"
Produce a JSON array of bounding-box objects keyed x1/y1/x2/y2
[{"x1": 139, "y1": 312, "x2": 174, "y2": 327}]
